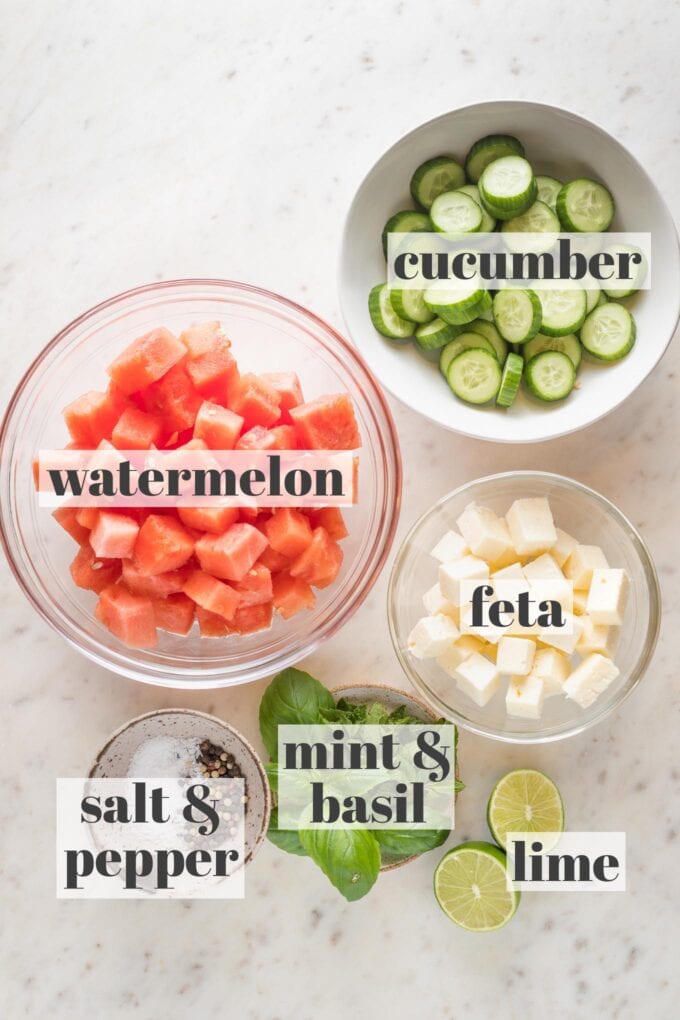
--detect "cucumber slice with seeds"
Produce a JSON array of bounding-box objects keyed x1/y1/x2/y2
[
  {"x1": 465, "y1": 134, "x2": 525, "y2": 184},
  {"x1": 390, "y1": 288, "x2": 436, "y2": 324},
  {"x1": 556, "y1": 178, "x2": 615, "y2": 232},
  {"x1": 439, "y1": 333, "x2": 496, "y2": 377},
  {"x1": 492, "y1": 289, "x2": 542, "y2": 344},
  {"x1": 535, "y1": 175, "x2": 563, "y2": 211},
  {"x1": 447, "y1": 348, "x2": 502, "y2": 404},
  {"x1": 580, "y1": 302, "x2": 636, "y2": 361},
  {"x1": 496, "y1": 352, "x2": 524, "y2": 407},
  {"x1": 368, "y1": 283, "x2": 415, "y2": 340},
  {"x1": 415, "y1": 317, "x2": 463, "y2": 351},
  {"x1": 410, "y1": 156, "x2": 466, "y2": 209},
  {"x1": 602, "y1": 243, "x2": 648, "y2": 299},
  {"x1": 501, "y1": 200, "x2": 560, "y2": 254},
  {"x1": 430, "y1": 190, "x2": 483, "y2": 233},
  {"x1": 466, "y1": 318, "x2": 508, "y2": 364},
  {"x1": 479, "y1": 156, "x2": 537, "y2": 221},
  {"x1": 456, "y1": 184, "x2": 497, "y2": 231},
  {"x1": 523, "y1": 332, "x2": 582, "y2": 369},
  {"x1": 424, "y1": 281, "x2": 486, "y2": 324},
  {"x1": 381, "y1": 210, "x2": 432, "y2": 257},
  {"x1": 538, "y1": 289, "x2": 587, "y2": 336},
  {"x1": 525, "y1": 351, "x2": 575, "y2": 401}
]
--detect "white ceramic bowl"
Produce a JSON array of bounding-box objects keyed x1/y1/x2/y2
[{"x1": 339, "y1": 101, "x2": 680, "y2": 443}]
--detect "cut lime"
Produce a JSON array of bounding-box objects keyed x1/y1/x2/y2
[
  {"x1": 433, "y1": 841, "x2": 520, "y2": 932},
  {"x1": 487, "y1": 768, "x2": 564, "y2": 850}
]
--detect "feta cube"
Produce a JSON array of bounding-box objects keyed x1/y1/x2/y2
[
  {"x1": 505, "y1": 497, "x2": 557, "y2": 557},
  {"x1": 407, "y1": 615, "x2": 460, "y2": 659},
  {"x1": 459, "y1": 601, "x2": 503, "y2": 643},
  {"x1": 422, "y1": 583, "x2": 458, "y2": 620},
  {"x1": 539, "y1": 612, "x2": 584, "y2": 654},
  {"x1": 572, "y1": 589, "x2": 589, "y2": 615},
  {"x1": 439, "y1": 555, "x2": 490, "y2": 607},
  {"x1": 529, "y1": 647, "x2": 570, "y2": 696},
  {"x1": 521, "y1": 553, "x2": 565, "y2": 583},
  {"x1": 586, "y1": 568, "x2": 629, "y2": 626},
  {"x1": 456, "y1": 502, "x2": 515, "y2": 568},
  {"x1": 564, "y1": 544, "x2": 609, "y2": 589},
  {"x1": 551, "y1": 528, "x2": 579, "y2": 568},
  {"x1": 436, "y1": 635, "x2": 480, "y2": 676},
  {"x1": 506, "y1": 673, "x2": 545, "y2": 719},
  {"x1": 496, "y1": 636, "x2": 536, "y2": 676},
  {"x1": 454, "y1": 652, "x2": 501, "y2": 707},
  {"x1": 522, "y1": 552, "x2": 573, "y2": 612},
  {"x1": 576, "y1": 615, "x2": 619, "y2": 657},
  {"x1": 563, "y1": 653, "x2": 620, "y2": 708},
  {"x1": 492, "y1": 562, "x2": 525, "y2": 582},
  {"x1": 430, "y1": 530, "x2": 469, "y2": 563}
]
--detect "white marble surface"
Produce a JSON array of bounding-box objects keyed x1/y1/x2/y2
[{"x1": 1, "y1": 2, "x2": 679, "y2": 1017}]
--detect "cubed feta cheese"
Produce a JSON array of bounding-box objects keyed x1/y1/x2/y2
[
  {"x1": 563, "y1": 653, "x2": 620, "y2": 708},
  {"x1": 564, "y1": 544, "x2": 609, "y2": 589},
  {"x1": 576, "y1": 615, "x2": 619, "y2": 657},
  {"x1": 454, "y1": 653, "x2": 501, "y2": 707},
  {"x1": 438, "y1": 555, "x2": 490, "y2": 607},
  {"x1": 521, "y1": 552, "x2": 565, "y2": 583},
  {"x1": 505, "y1": 497, "x2": 557, "y2": 557},
  {"x1": 506, "y1": 673, "x2": 545, "y2": 719},
  {"x1": 539, "y1": 612, "x2": 584, "y2": 654},
  {"x1": 522, "y1": 552, "x2": 573, "y2": 612},
  {"x1": 529, "y1": 647, "x2": 570, "y2": 696},
  {"x1": 430, "y1": 530, "x2": 469, "y2": 563},
  {"x1": 436, "y1": 635, "x2": 480, "y2": 676},
  {"x1": 551, "y1": 528, "x2": 579, "y2": 568},
  {"x1": 458, "y1": 601, "x2": 503, "y2": 643},
  {"x1": 572, "y1": 589, "x2": 589, "y2": 615},
  {"x1": 407, "y1": 615, "x2": 460, "y2": 659},
  {"x1": 586, "y1": 568, "x2": 629, "y2": 626},
  {"x1": 422, "y1": 583, "x2": 458, "y2": 620},
  {"x1": 496, "y1": 636, "x2": 536, "y2": 676},
  {"x1": 456, "y1": 502, "x2": 515, "y2": 568}
]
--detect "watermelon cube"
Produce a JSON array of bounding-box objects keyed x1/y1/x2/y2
[
  {"x1": 227, "y1": 600, "x2": 273, "y2": 635},
  {"x1": 186, "y1": 345, "x2": 239, "y2": 402},
  {"x1": 195, "y1": 523, "x2": 268, "y2": 582},
  {"x1": 76, "y1": 507, "x2": 99, "y2": 529},
  {"x1": 235, "y1": 424, "x2": 298, "y2": 450},
  {"x1": 177, "y1": 506, "x2": 239, "y2": 534},
  {"x1": 308, "y1": 507, "x2": 349, "y2": 541},
  {"x1": 133, "y1": 514, "x2": 195, "y2": 576},
  {"x1": 153, "y1": 592, "x2": 195, "y2": 635},
  {"x1": 261, "y1": 372, "x2": 303, "y2": 421},
  {"x1": 264, "y1": 508, "x2": 313, "y2": 559},
  {"x1": 111, "y1": 407, "x2": 163, "y2": 450},
  {"x1": 70, "y1": 546, "x2": 121, "y2": 593},
  {"x1": 95, "y1": 585, "x2": 157, "y2": 648},
  {"x1": 290, "y1": 393, "x2": 360, "y2": 450},
  {"x1": 141, "y1": 365, "x2": 202, "y2": 433},
  {"x1": 194, "y1": 401, "x2": 244, "y2": 449},
  {"x1": 183, "y1": 570, "x2": 241, "y2": 621},
  {"x1": 195, "y1": 606, "x2": 231, "y2": 637},
  {"x1": 228, "y1": 374, "x2": 281, "y2": 430},
  {"x1": 107, "y1": 327, "x2": 185, "y2": 395},
  {"x1": 257, "y1": 545, "x2": 290, "y2": 573},
  {"x1": 272, "y1": 572, "x2": 316, "y2": 619},
  {"x1": 53, "y1": 507, "x2": 90, "y2": 545},
  {"x1": 180, "y1": 321, "x2": 230, "y2": 358},
  {"x1": 90, "y1": 510, "x2": 139, "y2": 559},
  {"x1": 233, "y1": 563, "x2": 273, "y2": 606},
  {"x1": 63, "y1": 389, "x2": 124, "y2": 446},
  {"x1": 289, "y1": 526, "x2": 343, "y2": 588},
  {"x1": 121, "y1": 558, "x2": 191, "y2": 597}
]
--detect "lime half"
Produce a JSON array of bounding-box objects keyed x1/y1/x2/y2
[
  {"x1": 434, "y1": 841, "x2": 520, "y2": 932},
  {"x1": 487, "y1": 768, "x2": 564, "y2": 850}
]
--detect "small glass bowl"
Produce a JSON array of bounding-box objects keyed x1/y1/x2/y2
[
  {"x1": 0, "y1": 280, "x2": 401, "y2": 688},
  {"x1": 388, "y1": 472, "x2": 660, "y2": 743}
]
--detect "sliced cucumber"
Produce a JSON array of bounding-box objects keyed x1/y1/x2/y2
[
  {"x1": 501, "y1": 200, "x2": 560, "y2": 254},
  {"x1": 368, "y1": 284, "x2": 415, "y2": 340},
  {"x1": 389, "y1": 288, "x2": 436, "y2": 324},
  {"x1": 580, "y1": 302, "x2": 636, "y2": 361},
  {"x1": 381, "y1": 210, "x2": 432, "y2": 257},
  {"x1": 584, "y1": 286, "x2": 602, "y2": 314},
  {"x1": 479, "y1": 156, "x2": 537, "y2": 221},
  {"x1": 447, "y1": 348, "x2": 502, "y2": 404},
  {"x1": 496, "y1": 352, "x2": 524, "y2": 407},
  {"x1": 535, "y1": 175, "x2": 563, "y2": 211},
  {"x1": 456, "y1": 184, "x2": 497, "y2": 231},
  {"x1": 538, "y1": 289, "x2": 587, "y2": 336},
  {"x1": 602, "y1": 243, "x2": 648, "y2": 299},
  {"x1": 466, "y1": 318, "x2": 508, "y2": 364},
  {"x1": 465, "y1": 134, "x2": 525, "y2": 184},
  {"x1": 410, "y1": 156, "x2": 465, "y2": 209},
  {"x1": 525, "y1": 351, "x2": 576, "y2": 401},
  {"x1": 439, "y1": 333, "x2": 496, "y2": 377},
  {"x1": 556, "y1": 178, "x2": 615, "y2": 232},
  {"x1": 430, "y1": 190, "x2": 483, "y2": 233},
  {"x1": 424, "y1": 281, "x2": 486, "y2": 324},
  {"x1": 492, "y1": 289, "x2": 542, "y2": 344},
  {"x1": 523, "y1": 332, "x2": 582, "y2": 370},
  {"x1": 415, "y1": 317, "x2": 462, "y2": 351}
]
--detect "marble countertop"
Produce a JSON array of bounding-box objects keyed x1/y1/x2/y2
[{"x1": 2, "y1": 2, "x2": 679, "y2": 1017}]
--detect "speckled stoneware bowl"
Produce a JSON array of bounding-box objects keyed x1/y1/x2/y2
[
  {"x1": 89, "y1": 708, "x2": 271, "y2": 864},
  {"x1": 331, "y1": 682, "x2": 457, "y2": 871}
]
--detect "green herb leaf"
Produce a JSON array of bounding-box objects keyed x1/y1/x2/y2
[
  {"x1": 374, "y1": 827, "x2": 448, "y2": 862},
  {"x1": 259, "y1": 668, "x2": 336, "y2": 759},
  {"x1": 267, "y1": 808, "x2": 309, "y2": 857},
  {"x1": 299, "y1": 827, "x2": 381, "y2": 902}
]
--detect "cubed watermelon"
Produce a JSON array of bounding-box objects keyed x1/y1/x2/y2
[
  {"x1": 194, "y1": 401, "x2": 244, "y2": 449},
  {"x1": 261, "y1": 372, "x2": 304, "y2": 421},
  {"x1": 122, "y1": 559, "x2": 191, "y2": 597},
  {"x1": 90, "y1": 510, "x2": 139, "y2": 559},
  {"x1": 290, "y1": 393, "x2": 360, "y2": 450},
  {"x1": 257, "y1": 544, "x2": 291, "y2": 572},
  {"x1": 226, "y1": 600, "x2": 273, "y2": 635},
  {"x1": 133, "y1": 514, "x2": 195, "y2": 576},
  {"x1": 63, "y1": 389, "x2": 125, "y2": 446},
  {"x1": 195, "y1": 606, "x2": 231, "y2": 637},
  {"x1": 228, "y1": 374, "x2": 281, "y2": 430},
  {"x1": 70, "y1": 546, "x2": 121, "y2": 593},
  {"x1": 152, "y1": 592, "x2": 195, "y2": 635},
  {"x1": 111, "y1": 406, "x2": 164, "y2": 450},
  {"x1": 264, "y1": 508, "x2": 313, "y2": 559},
  {"x1": 95, "y1": 584, "x2": 157, "y2": 647},
  {"x1": 177, "y1": 506, "x2": 240, "y2": 534},
  {"x1": 183, "y1": 569, "x2": 241, "y2": 621},
  {"x1": 180, "y1": 321, "x2": 230, "y2": 358},
  {"x1": 272, "y1": 572, "x2": 316, "y2": 619},
  {"x1": 107, "y1": 327, "x2": 186, "y2": 395},
  {"x1": 186, "y1": 345, "x2": 239, "y2": 401},
  {"x1": 141, "y1": 365, "x2": 202, "y2": 433},
  {"x1": 289, "y1": 526, "x2": 343, "y2": 588},
  {"x1": 75, "y1": 507, "x2": 99, "y2": 529},
  {"x1": 235, "y1": 424, "x2": 298, "y2": 450},
  {"x1": 308, "y1": 507, "x2": 349, "y2": 541},
  {"x1": 233, "y1": 562, "x2": 273, "y2": 606},
  {"x1": 53, "y1": 507, "x2": 90, "y2": 545},
  {"x1": 195, "y1": 522, "x2": 268, "y2": 582}
]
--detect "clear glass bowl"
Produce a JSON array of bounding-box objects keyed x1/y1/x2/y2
[
  {"x1": 388, "y1": 472, "x2": 660, "y2": 743},
  {"x1": 0, "y1": 280, "x2": 401, "y2": 688}
]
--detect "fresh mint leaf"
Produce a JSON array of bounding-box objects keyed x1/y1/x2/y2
[
  {"x1": 299, "y1": 827, "x2": 381, "y2": 902},
  {"x1": 259, "y1": 667, "x2": 336, "y2": 759}
]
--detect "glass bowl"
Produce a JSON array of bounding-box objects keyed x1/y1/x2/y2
[
  {"x1": 0, "y1": 280, "x2": 401, "y2": 688},
  {"x1": 388, "y1": 472, "x2": 660, "y2": 743}
]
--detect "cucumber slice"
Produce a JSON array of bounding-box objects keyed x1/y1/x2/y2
[
  {"x1": 430, "y1": 190, "x2": 483, "y2": 233},
  {"x1": 537, "y1": 289, "x2": 587, "y2": 336},
  {"x1": 415, "y1": 317, "x2": 462, "y2": 351},
  {"x1": 580, "y1": 302, "x2": 636, "y2": 361},
  {"x1": 492, "y1": 289, "x2": 542, "y2": 344},
  {"x1": 556, "y1": 178, "x2": 615, "y2": 232},
  {"x1": 466, "y1": 318, "x2": 509, "y2": 364},
  {"x1": 381, "y1": 210, "x2": 432, "y2": 257},
  {"x1": 525, "y1": 351, "x2": 576, "y2": 401},
  {"x1": 584, "y1": 287, "x2": 602, "y2": 314},
  {"x1": 535, "y1": 175, "x2": 563, "y2": 211},
  {"x1": 368, "y1": 284, "x2": 415, "y2": 340},
  {"x1": 479, "y1": 156, "x2": 537, "y2": 221},
  {"x1": 465, "y1": 134, "x2": 525, "y2": 184},
  {"x1": 447, "y1": 348, "x2": 502, "y2": 404},
  {"x1": 439, "y1": 333, "x2": 496, "y2": 377},
  {"x1": 523, "y1": 332, "x2": 582, "y2": 370},
  {"x1": 501, "y1": 200, "x2": 560, "y2": 254},
  {"x1": 424, "y1": 281, "x2": 486, "y2": 324},
  {"x1": 602, "y1": 243, "x2": 648, "y2": 299},
  {"x1": 496, "y1": 352, "x2": 524, "y2": 407},
  {"x1": 410, "y1": 156, "x2": 465, "y2": 209},
  {"x1": 389, "y1": 288, "x2": 436, "y2": 324},
  {"x1": 456, "y1": 184, "x2": 497, "y2": 231}
]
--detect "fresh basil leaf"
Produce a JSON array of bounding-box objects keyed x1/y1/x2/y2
[
  {"x1": 374, "y1": 827, "x2": 448, "y2": 860},
  {"x1": 267, "y1": 808, "x2": 308, "y2": 857},
  {"x1": 264, "y1": 760, "x2": 279, "y2": 795},
  {"x1": 299, "y1": 827, "x2": 381, "y2": 901},
  {"x1": 259, "y1": 668, "x2": 336, "y2": 759}
]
